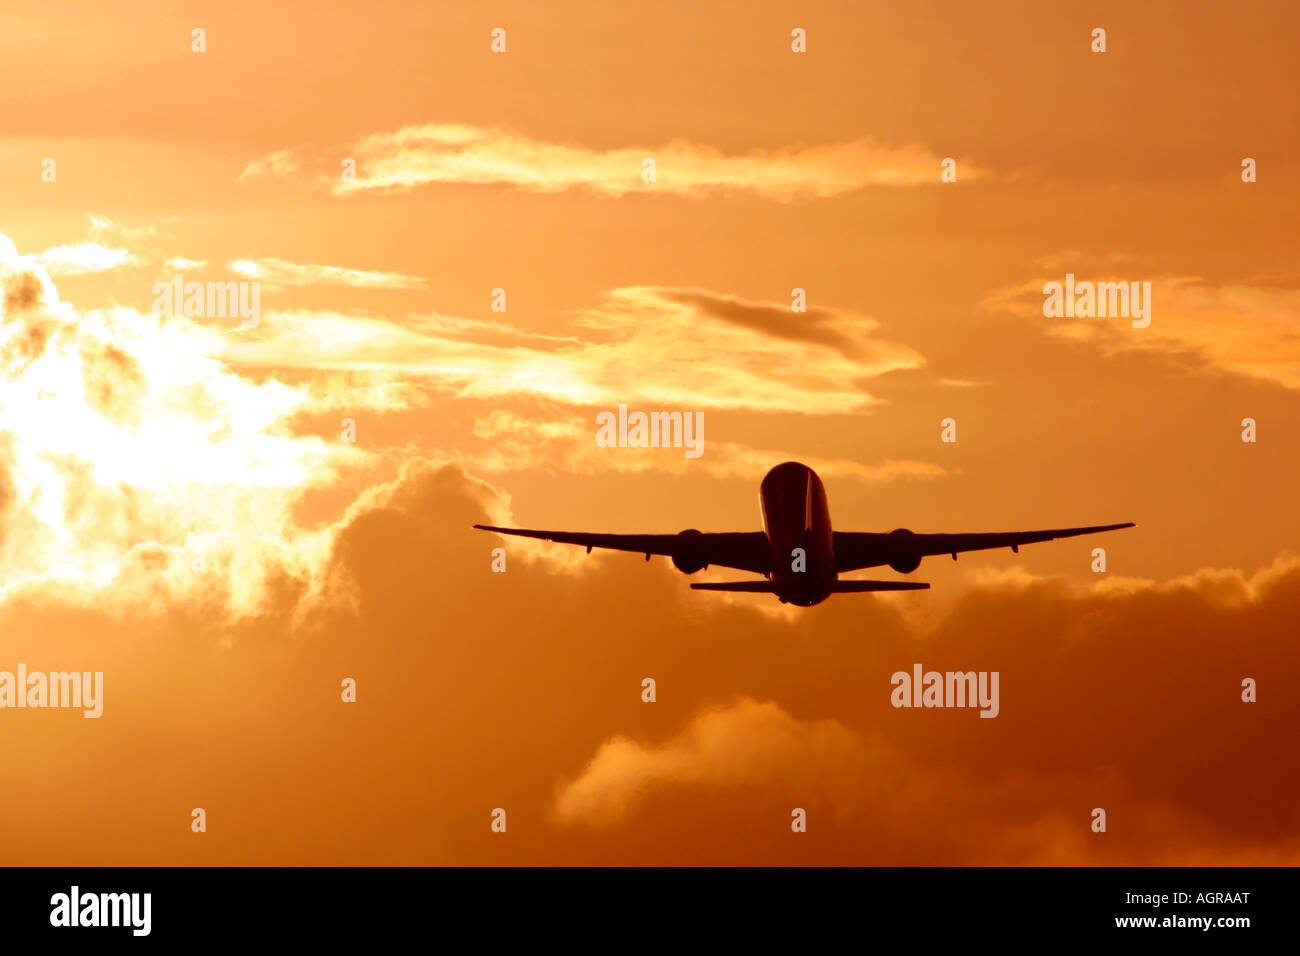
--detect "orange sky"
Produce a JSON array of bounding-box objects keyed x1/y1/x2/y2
[{"x1": 0, "y1": 0, "x2": 1297, "y2": 864}]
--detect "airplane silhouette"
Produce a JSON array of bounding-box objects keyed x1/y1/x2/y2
[{"x1": 474, "y1": 461, "x2": 1135, "y2": 606}]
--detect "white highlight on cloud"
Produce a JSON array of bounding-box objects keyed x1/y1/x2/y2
[{"x1": 35, "y1": 242, "x2": 134, "y2": 276}]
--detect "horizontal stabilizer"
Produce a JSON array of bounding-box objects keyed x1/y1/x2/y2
[
  {"x1": 690, "y1": 581, "x2": 778, "y2": 592},
  {"x1": 831, "y1": 580, "x2": 929, "y2": 592}
]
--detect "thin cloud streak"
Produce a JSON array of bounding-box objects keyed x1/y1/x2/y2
[
  {"x1": 468, "y1": 410, "x2": 949, "y2": 483},
  {"x1": 239, "y1": 123, "x2": 982, "y2": 199},
  {"x1": 229, "y1": 257, "x2": 426, "y2": 290}
]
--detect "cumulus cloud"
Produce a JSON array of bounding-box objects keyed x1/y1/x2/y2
[
  {"x1": 0, "y1": 444, "x2": 1295, "y2": 864},
  {"x1": 543, "y1": 548, "x2": 1300, "y2": 863},
  {"x1": 0, "y1": 232, "x2": 369, "y2": 614},
  {"x1": 2, "y1": 230, "x2": 1294, "y2": 867},
  {"x1": 554, "y1": 698, "x2": 880, "y2": 827},
  {"x1": 239, "y1": 123, "x2": 980, "y2": 199}
]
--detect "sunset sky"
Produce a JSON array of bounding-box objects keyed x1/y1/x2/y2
[{"x1": 0, "y1": 0, "x2": 1297, "y2": 864}]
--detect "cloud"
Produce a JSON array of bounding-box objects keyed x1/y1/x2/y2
[
  {"x1": 34, "y1": 242, "x2": 135, "y2": 276},
  {"x1": 984, "y1": 270, "x2": 1300, "y2": 391},
  {"x1": 217, "y1": 287, "x2": 923, "y2": 414},
  {"x1": 554, "y1": 699, "x2": 877, "y2": 827},
  {"x1": 30, "y1": 215, "x2": 164, "y2": 276},
  {"x1": 468, "y1": 409, "x2": 948, "y2": 483},
  {"x1": 86, "y1": 215, "x2": 156, "y2": 245},
  {"x1": 229, "y1": 257, "x2": 426, "y2": 291},
  {"x1": 239, "y1": 123, "x2": 980, "y2": 199},
  {"x1": 0, "y1": 232, "x2": 368, "y2": 614},
  {"x1": 0, "y1": 444, "x2": 1296, "y2": 864},
  {"x1": 1, "y1": 238, "x2": 1294, "y2": 867},
  {"x1": 236, "y1": 148, "x2": 302, "y2": 182},
  {"x1": 543, "y1": 549, "x2": 1300, "y2": 862}
]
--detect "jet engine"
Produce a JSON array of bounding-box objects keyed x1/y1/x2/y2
[
  {"x1": 671, "y1": 528, "x2": 709, "y2": 574},
  {"x1": 887, "y1": 528, "x2": 921, "y2": 574}
]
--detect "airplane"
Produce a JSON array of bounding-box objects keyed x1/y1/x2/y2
[{"x1": 474, "y1": 461, "x2": 1135, "y2": 607}]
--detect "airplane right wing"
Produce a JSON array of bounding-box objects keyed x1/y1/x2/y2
[
  {"x1": 473, "y1": 525, "x2": 772, "y2": 575},
  {"x1": 834, "y1": 523, "x2": 1135, "y2": 573}
]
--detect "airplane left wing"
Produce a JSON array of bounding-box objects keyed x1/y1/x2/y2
[
  {"x1": 834, "y1": 522, "x2": 1135, "y2": 573},
  {"x1": 473, "y1": 525, "x2": 772, "y2": 575}
]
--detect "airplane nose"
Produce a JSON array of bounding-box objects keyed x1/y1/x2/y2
[
  {"x1": 761, "y1": 461, "x2": 810, "y2": 494},
  {"x1": 763, "y1": 460, "x2": 807, "y2": 480}
]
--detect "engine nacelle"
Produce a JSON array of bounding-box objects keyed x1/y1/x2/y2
[
  {"x1": 887, "y1": 528, "x2": 921, "y2": 574},
  {"x1": 671, "y1": 528, "x2": 709, "y2": 574}
]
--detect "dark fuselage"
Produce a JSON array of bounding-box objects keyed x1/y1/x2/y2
[{"x1": 760, "y1": 461, "x2": 835, "y2": 606}]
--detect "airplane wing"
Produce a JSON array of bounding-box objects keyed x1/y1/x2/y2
[
  {"x1": 834, "y1": 522, "x2": 1135, "y2": 573},
  {"x1": 473, "y1": 525, "x2": 772, "y2": 575}
]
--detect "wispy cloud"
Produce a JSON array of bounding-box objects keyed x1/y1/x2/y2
[
  {"x1": 236, "y1": 148, "x2": 302, "y2": 183},
  {"x1": 468, "y1": 410, "x2": 948, "y2": 483},
  {"x1": 34, "y1": 241, "x2": 135, "y2": 276},
  {"x1": 240, "y1": 123, "x2": 980, "y2": 199},
  {"x1": 229, "y1": 257, "x2": 426, "y2": 290},
  {"x1": 32, "y1": 215, "x2": 164, "y2": 276},
  {"x1": 984, "y1": 270, "x2": 1300, "y2": 391},
  {"x1": 215, "y1": 287, "x2": 924, "y2": 414}
]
